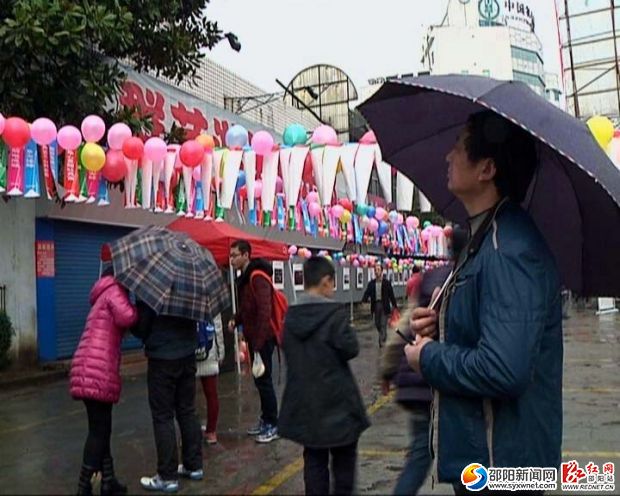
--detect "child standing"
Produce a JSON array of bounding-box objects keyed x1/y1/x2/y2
[
  {"x1": 195, "y1": 315, "x2": 225, "y2": 444},
  {"x1": 279, "y1": 256, "x2": 369, "y2": 495}
]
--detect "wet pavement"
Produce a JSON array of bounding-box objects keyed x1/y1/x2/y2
[{"x1": 0, "y1": 309, "x2": 618, "y2": 495}]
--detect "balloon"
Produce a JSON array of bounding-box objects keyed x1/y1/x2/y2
[
  {"x1": 406, "y1": 216, "x2": 419, "y2": 230},
  {"x1": 338, "y1": 198, "x2": 353, "y2": 211},
  {"x1": 306, "y1": 191, "x2": 319, "y2": 203},
  {"x1": 359, "y1": 130, "x2": 377, "y2": 144},
  {"x1": 122, "y1": 136, "x2": 144, "y2": 160},
  {"x1": 2, "y1": 117, "x2": 31, "y2": 148},
  {"x1": 388, "y1": 210, "x2": 399, "y2": 223},
  {"x1": 283, "y1": 124, "x2": 307, "y2": 146},
  {"x1": 192, "y1": 166, "x2": 202, "y2": 182},
  {"x1": 288, "y1": 245, "x2": 298, "y2": 256},
  {"x1": 308, "y1": 202, "x2": 321, "y2": 218},
  {"x1": 236, "y1": 170, "x2": 246, "y2": 189},
  {"x1": 144, "y1": 137, "x2": 167, "y2": 162},
  {"x1": 225, "y1": 125, "x2": 249, "y2": 148},
  {"x1": 195, "y1": 134, "x2": 215, "y2": 152},
  {"x1": 369, "y1": 218, "x2": 379, "y2": 232},
  {"x1": 339, "y1": 258, "x2": 347, "y2": 266},
  {"x1": 254, "y1": 179, "x2": 262, "y2": 197},
  {"x1": 311, "y1": 125, "x2": 338, "y2": 145},
  {"x1": 353, "y1": 260, "x2": 360, "y2": 267},
  {"x1": 587, "y1": 115, "x2": 614, "y2": 149},
  {"x1": 81, "y1": 143, "x2": 106, "y2": 172},
  {"x1": 367, "y1": 206, "x2": 376, "y2": 218},
  {"x1": 276, "y1": 176, "x2": 283, "y2": 194},
  {"x1": 341, "y1": 209, "x2": 352, "y2": 224},
  {"x1": 239, "y1": 185, "x2": 248, "y2": 200},
  {"x1": 102, "y1": 149, "x2": 127, "y2": 182},
  {"x1": 397, "y1": 213, "x2": 404, "y2": 225},
  {"x1": 303, "y1": 249, "x2": 312, "y2": 259},
  {"x1": 375, "y1": 207, "x2": 387, "y2": 221},
  {"x1": 423, "y1": 220, "x2": 432, "y2": 229},
  {"x1": 31, "y1": 118, "x2": 57, "y2": 146},
  {"x1": 378, "y1": 221, "x2": 389, "y2": 235},
  {"x1": 361, "y1": 215, "x2": 370, "y2": 228},
  {"x1": 179, "y1": 140, "x2": 204, "y2": 168},
  {"x1": 356, "y1": 203, "x2": 367, "y2": 216},
  {"x1": 81, "y1": 115, "x2": 106, "y2": 142},
  {"x1": 239, "y1": 351, "x2": 247, "y2": 364},
  {"x1": 251, "y1": 130, "x2": 274, "y2": 156},
  {"x1": 107, "y1": 123, "x2": 132, "y2": 150},
  {"x1": 57, "y1": 125, "x2": 81, "y2": 150},
  {"x1": 331, "y1": 204, "x2": 344, "y2": 219},
  {"x1": 0, "y1": 113, "x2": 4, "y2": 135}
]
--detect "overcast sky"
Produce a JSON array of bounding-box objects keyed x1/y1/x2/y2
[{"x1": 205, "y1": 0, "x2": 562, "y2": 94}]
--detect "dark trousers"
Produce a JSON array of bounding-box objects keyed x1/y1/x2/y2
[
  {"x1": 82, "y1": 400, "x2": 113, "y2": 469},
  {"x1": 250, "y1": 339, "x2": 278, "y2": 426},
  {"x1": 374, "y1": 302, "x2": 387, "y2": 345},
  {"x1": 394, "y1": 407, "x2": 431, "y2": 495},
  {"x1": 303, "y1": 441, "x2": 358, "y2": 495},
  {"x1": 147, "y1": 356, "x2": 202, "y2": 480}
]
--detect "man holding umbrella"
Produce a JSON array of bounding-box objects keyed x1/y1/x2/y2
[{"x1": 404, "y1": 111, "x2": 562, "y2": 494}]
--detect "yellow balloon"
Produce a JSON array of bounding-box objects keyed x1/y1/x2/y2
[
  {"x1": 586, "y1": 115, "x2": 614, "y2": 149},
  {"x1": 341, "y1": 209, "x2": 352, "y2": 224},
  {"x1": 81, "y1": 142, "x2": 106, "y2": 172}
]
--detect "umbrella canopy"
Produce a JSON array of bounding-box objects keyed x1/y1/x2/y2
[
  {"x1": 168, "y1": 219, "x2": 289, "y2": 266},
  {"x1": 109, "y1": 225, "x2": 230, "y2": 321},
  {"x1": 359, "y1": 75, "x2": 620, "y2": 296}
]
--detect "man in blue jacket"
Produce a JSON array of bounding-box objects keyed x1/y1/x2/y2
[{"x1": 405, "y1": 111, "x2": 563, "y2": 495}]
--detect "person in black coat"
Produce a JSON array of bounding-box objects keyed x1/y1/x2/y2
[
  {"x1": 279, "y1": 257, "x2": 370, "y2": 496},
  {"x1": 362, "y1": 263, "x2": 398, "y2": 347}
]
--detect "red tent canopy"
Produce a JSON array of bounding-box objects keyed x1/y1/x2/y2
[{"x1": 168, "y1": 218, "x2": 289, "y2": 266}]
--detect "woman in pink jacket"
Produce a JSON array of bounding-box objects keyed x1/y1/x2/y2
[{"x1": 70, "y1": 267, "x2": 137, "y2": 496}]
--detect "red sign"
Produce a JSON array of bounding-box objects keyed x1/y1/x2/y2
[{"x1": 36, "y1": 241, "x2": 55, "y2": 278}]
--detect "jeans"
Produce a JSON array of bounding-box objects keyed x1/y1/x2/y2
[
  {"x1": 374, "y1": 303, "x2": 388, "y2": 345},
  {"x1": 147, "y1": 355, "x2": 202, "y2": 480},
  {"x1": 82, "y1": 400, "x2": 113, "y2": 469},
  {"x1": 250, "y1": 339, "x2": 278, "y2": 426},
  {"x1": 394, "y1": 407, "x2": 431, "y2": 495},
  {"x1": 303, "y1": 441, "x2": 358, "y2": 495}
]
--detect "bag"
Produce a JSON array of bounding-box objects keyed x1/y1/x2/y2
[
  {"x1": 252, "y1": 352, "x2": 265, "y2": 378},
  {"x1": 250, "y1": 270, "x2": 289, "y2": 347},
  {"x1": 389, "y1": 308, "x2": 401, "y2": 328},
  {"x1": 195, "y1": 320, "x2": 215, "y2": 362}
]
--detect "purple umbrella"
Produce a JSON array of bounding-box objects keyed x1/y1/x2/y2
[{"x1": 359, "y1": 75, "x2": 620, "y2": 296}]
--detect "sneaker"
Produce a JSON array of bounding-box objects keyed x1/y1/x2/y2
[
  {"x1": 140, "y1": 474, "x2": 179, "y2": 493},
  {"x1": 246, "y1": 419, "x2": 265, "y2": 436},
  {"x1": 255, "y1": 424, "x2": 280, "y2": 444},
  {"x1": 177, "y1": 464, "x2": 204, "y2": 480},
  {"x1": 204, "y1": 432, "x2": 218, "y2": 445}
]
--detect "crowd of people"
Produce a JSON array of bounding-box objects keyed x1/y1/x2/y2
[{"x1": 69, "y1": 110, "x2": 563, "y2": 495}]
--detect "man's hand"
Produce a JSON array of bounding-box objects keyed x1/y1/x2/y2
[
  {"x1": 227, "y1": 319, "x2": 236, "y2": 333},
  {"x1": 404, "y1": 337, "x2": 433, "y2": 373},
  {"x1": 381, "y1": 379, "x2": 391, "y2": 396},
  {"x1": 410, "y1": 307, "x2": 438, "y2": 338}
]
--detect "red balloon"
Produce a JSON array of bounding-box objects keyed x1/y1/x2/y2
[
  {"x1": 238, "y1": 185, "x2": 247, "y2": 200},
  {"x1": 179, "y1": 140, "x2": 204, "y2": 168},
  {"x1": 338, "y1": 198, "x2": 353, "y2": 211},
  {"x1": 122, "y1": 136, "x2": 144, "y2": 160},
  {"x1": 102, "y1": 149, "x2": 127, "y2": 182},
  {"x1": 3, "y1": 117, "x2": 31, "y2": 148}
]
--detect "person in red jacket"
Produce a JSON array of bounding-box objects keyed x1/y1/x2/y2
[
  {"x1": 228, "y1": 240, "x2": 279, "y2": 444},
  {"x1": 70, "y1": 266, "x2": 138, "y2": 496}
]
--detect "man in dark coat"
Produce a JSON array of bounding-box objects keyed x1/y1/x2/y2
[
  {"x1": 228, "y1": 239, "x2": 279, "y2": 443},
  {"x1": 279, "y1": 256, "x2": 370, "y2": 496},
  {"x1": 362, "y1": 263, "x2": 398, "y2": 347}
]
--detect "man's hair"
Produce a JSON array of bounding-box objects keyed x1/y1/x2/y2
[
  {"x1": 303, "y1": 256, "x2": 335, "y2": 288},
  {"x1": 231, "y1": 239, "x2": 251, "y2": 257},
  {"x1": 464, "y1": 111, "x2": 538, "y2": 203}
]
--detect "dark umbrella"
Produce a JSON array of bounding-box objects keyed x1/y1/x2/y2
[
  {"x1": 109, "y1": 225, "x2": 230, "y2": 321},
  {"x1": 359, "y1": 75, "x2": 620, "y2": 296}
]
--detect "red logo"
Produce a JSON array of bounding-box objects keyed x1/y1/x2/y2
[{"x1": 562, "y1": 460, "x2": 587, "y2": 484}]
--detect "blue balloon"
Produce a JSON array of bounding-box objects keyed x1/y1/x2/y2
[
  {"x1": 378, "y1": 220, "x2": 389, "y2": 236},
  {"x1": 226, "y1": 125, "x2": 249, "y2": 148},
  {"x1": 236, "y1": 170, "x2": 246, "y2": 189},
  {"x1": 243, "y1": 144, "x2": 252, "y2": 151},
  {"x1": 367, "y1": 206, "x2": 376, "y2": 218}
]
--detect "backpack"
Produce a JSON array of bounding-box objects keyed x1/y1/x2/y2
[
  {"x1": 250, "y1": 270, "x2": 289, "y2": 347},
  {"x1": 196, "y1": 319, "x2": 215, "y2": 361}
]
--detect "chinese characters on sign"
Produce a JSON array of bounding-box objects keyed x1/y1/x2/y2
[
  {"x1": 561, "y1": 460, "x2": 615, "y2": 492},
  {"x1": 35, "y1": 241, "x2": 55, "y2": 278}
]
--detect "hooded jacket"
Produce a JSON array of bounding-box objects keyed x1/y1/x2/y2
[
  {"x1": 236, "y1": 259, "x2": 274, "y2": 351},
  {"x1": 278, "y1": 294, "x2": 370, "y2": 448},
  {"x1": 70, "y1": 276, "x2": 137, "y2": 403}
]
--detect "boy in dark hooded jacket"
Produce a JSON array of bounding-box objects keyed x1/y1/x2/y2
[{"x1": 279, "y1": 256, "x2": 370, "y2": 496}]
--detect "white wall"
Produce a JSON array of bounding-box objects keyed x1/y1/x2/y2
[{"x1": 0, "y1": 200, "x2": 37, "y2": 366}]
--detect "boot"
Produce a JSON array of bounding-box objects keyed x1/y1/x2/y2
[
  {"x1": 100, "y1": 456, "x2": 127, "y2": 495},
  {"x1": 77, "y1": 464, "x2": 96, "y2": 496}
]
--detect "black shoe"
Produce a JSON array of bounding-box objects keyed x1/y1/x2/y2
[
  {"x1": 77, "y1": 464, "x2": 96, "y2": 496},
  {"x1": 101, "y1": 456, "x2": 127, "y2": 495}
]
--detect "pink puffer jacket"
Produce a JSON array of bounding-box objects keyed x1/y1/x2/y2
[{"x1": 70, "y1": 276, "x2": 138, "y2": 403}]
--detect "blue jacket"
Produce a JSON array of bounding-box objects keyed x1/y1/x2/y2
[{"x1": 420, "y1": 202, "x2": 563, "y2": 482}]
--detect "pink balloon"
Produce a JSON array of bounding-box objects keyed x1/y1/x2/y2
[
  {"x1": 31, "y1": 118, "x2": 57, "y2": 146},
  {"x1": 57, "y1": 125, "x2": 82, "y2": 151},
  {"x1": 375, "y1": 207, "x2": 387, "y2": 221},
  {"x1": 361, "y1": 215, "x2": 370, "y2": 228},
  {"x1": 405, "y1": 216, "x2": 418, "y2": 230},
  {"x1": 353, "y1": 260, "x2": 360, "y2": 267},
  {"x1": 251, "y1": 130, "x2": 275, "y2": 156},
  {"x1": 331, "y1": 204, "x2": 344, "y2": 219},
  {"x1": 288, "y1": 245, "x2": 298, "y2": 256},
  {"x1": 308, "y1": 202, "x2": 321, "y2": 218},
  {"x1": 254, "y1": 180, "x2": 263, "y2": 197},
  {"x1": 311, "y1": 125, "x2": 338, "y2": 145},
  {"x1": 444, "y1": 225, "x2": 453, "y2": 238},
  {"x1": 0, "y1": 113, "x2": 5, "y2": 135},
  {"x1": 359, "y1": 130, "x2": 377, "y2": 144},
  {"x1": 276, "y1": 176, "x2": 283, "y2": 194},
  {"x1": 107, "y1": 123, "x2": 132, "y2": 150},
  {"x1": 81, "y1": 115, "x2": 106, "y2": 142},
  {"x1": 369, "y1": 218, "x2": 379, "y2": 232},
  {"x1": 192, "y1": 166, "x2": 202, "y2": 182},
  {"x1": 144, "y1": 137, "x2": 167, "y2": 162},
  {"x1": 397, "y1": 213, "x2": 404, "y2": 225},
  {"x1": 339, "y1": 258, "x2": 347, "y2": 266},
  {"x1": 306, "y1": 191, "x2": 319, "y2": 203}
]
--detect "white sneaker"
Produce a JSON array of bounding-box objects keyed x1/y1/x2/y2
[
  {"x1": 140, "y1": 474, "x2": 179, "y2": 493},
  {"x1": 177, "y1": 464, "x2": 204, "y2": 480}
]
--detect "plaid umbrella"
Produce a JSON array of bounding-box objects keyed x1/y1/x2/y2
[{"x1": 109, "y1": 225, "x2": 230, "y2": 321}]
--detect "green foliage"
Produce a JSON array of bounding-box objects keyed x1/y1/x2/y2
[
  {"x1": 163, "y1": 122, "x2": 188, "y2": 144},
  {"x1": 0, "y1": 0, "x2": 235, "y2": 126},
  {"x1": 0, "y1": 311, "x2": 14, "y2": 370}
]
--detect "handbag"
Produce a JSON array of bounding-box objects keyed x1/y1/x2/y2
[{"x1": 252, "y1": 352, "x2": 265, "y2": 378}]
